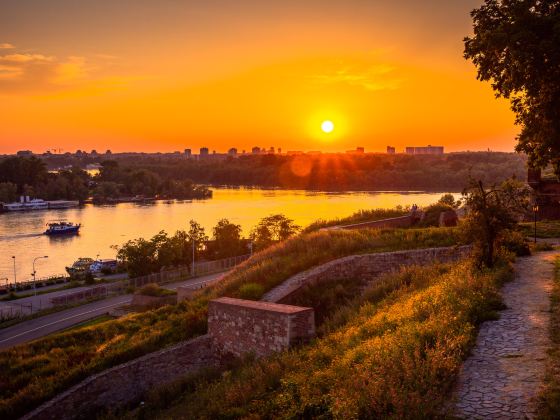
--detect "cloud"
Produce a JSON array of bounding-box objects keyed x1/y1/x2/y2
[
  {"x1": 310, "y1": 64, "x2": 402, "y2": 91},
  {"x1": 0, "y1": 46, "x2": 118, "y2": 94},
  {"x1": 0, "y1": 43, "x2": 15, "y2": 49},
  {"x1": 0, "y1": 53, "x2": 53, "y2": 63}
]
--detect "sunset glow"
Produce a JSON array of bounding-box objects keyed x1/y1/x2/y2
[{"x1": 0, "y1": 1, "x2": 517, "y2": 154}]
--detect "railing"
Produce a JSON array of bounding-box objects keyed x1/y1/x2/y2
[
  {"x1": 0, "y1": 301, "x2": 33, "y2": 321},
  {"x1": 49, "y1": 254, "x2": 252, "y2": 307},
  {"x1": 50, "y1": 283, "x2": 125, "y2": 306},
  {"x1": 7, "y1": 274, "x2": 70, "y2": 291}
]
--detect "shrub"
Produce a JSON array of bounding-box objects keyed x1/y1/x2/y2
[
  {"x1": 420, "y1": 203, "x2": 454, "y2": 227},
  {"x1": 136, "y1": 283, "x2": 173, "y2": 297},
  {"x1": 237, "y1": 283, "x2": 265, "y2": 300}
]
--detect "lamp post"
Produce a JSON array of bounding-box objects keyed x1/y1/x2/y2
[
  {"x1": 191, "y1": 239, "x2": 195, "y2": 277},
  {"x1": 11, "y1": 256, "x2": 16, "y2": 288},
  {"x1": 533, "y1": 204, "x2": 539, "y2": 244},
  {"x1": 32, "y1": 256, "x2": 48, "y2": 296}
]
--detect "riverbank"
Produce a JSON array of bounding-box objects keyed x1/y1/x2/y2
[{"x1": 0, "y1": 189, "x2": 461, "y2": 282}]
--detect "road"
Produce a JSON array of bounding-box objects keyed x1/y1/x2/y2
[
  {"x1": 0, "y1": 272, "x2": 225, "y2": 350},
  {"x1": 0, "y1": 273, "x2": 129, "y2": 316}
]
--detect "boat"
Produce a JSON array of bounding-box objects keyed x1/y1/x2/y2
[
  {"x1": 1, "y1": 196, "x2": 48, "y2": 212},
  {"x1": 45, "y1": 221, "x2": 81, "y2": 235},
  {"x1": 90, "y1": 259, "x2": 118, "y2": 275},
  {"x1": 66, "y1": 257, "x2": 94, "y2": 277},
  {"x1": 1, "y1": 202, "x2": 25, "y2": 212},
  {"x1": 24, "y1": 199, "x2": 48, "y2": 210}
]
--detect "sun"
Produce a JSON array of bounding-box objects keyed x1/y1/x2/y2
[{"x1": 321, "y1": 120, "x2": 334, "y2": 133}]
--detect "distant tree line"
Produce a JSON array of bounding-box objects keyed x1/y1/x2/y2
[
  {"x1": 115, "y1": 214, "x2": 300, "y2": 277},
  {"x1": 81, "y1": 152, "x2": 526, "y2": 192},
  {"x1": 0, "y1": 156, "x2": 211, "y2": 203}
]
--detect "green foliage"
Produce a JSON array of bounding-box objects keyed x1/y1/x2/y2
[
  {"x1": 537, "y1": 257, "x2": 560, "y2": 417},
  {"x1": 237, "y1": 283, "x2": 265, "y2": 300},
  {"x1": 303, "y1": 207, "x2": 408, "y2": 232},
  {"x1": 136, "y1": 283, "x2": 174, "y2": 297},
  {"x1": 138, "y1": 260, "x2": 513, "y2": 419},
  {"x1": 520, "y1": 220, "x2": 560, "y2": 239},
  {"x1": 462, "y1": 178, "x2": 530, "y2": 267},
  {"x1": 464, "y1": 1, "x2": 560, "y2": 173},
  {"x1": 95, "y1": 160, "x2": 211, "y2": 200},
  {"x1": 497, "y1": 230, "x2": 531, "y2": 257},
  {"x1": 0, "y1": 182, "x2": 18, "y2": 203},
  {"x1": 207, "y1": 219, "x2": 245, "y2": 259},
  {"x1": 438, "y1": 193, "x2": 459, "y2": 208},
  {"x1": 250, "y1": 214, "x2": 300, "y2": 250},
  {"x1": 420, "y1": 202, "x2": 454, "y2": 227}
]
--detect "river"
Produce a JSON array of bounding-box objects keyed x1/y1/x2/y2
[{"x1": 0, "y1": 188, "x2": 460, "y2": 283}]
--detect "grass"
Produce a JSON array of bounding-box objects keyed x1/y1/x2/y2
[
  {"x1": 537, "y1": 257, "x2": 560, "y2": 418},
  {"x1": 0, "y1": 226, "x2": 463, "y2": 419},
  {"x1": 520, "y1": 220, "x2": 560, "y2": 239},
  {"x1": 127, "y1": 258, "x2": 512, "y2": 419},
  {"x1": 60, "y1": 315, "x2": 115, "y2": 333},
  {"x1": 302, "y1": 208, "x2": 409, "y2": 232}
]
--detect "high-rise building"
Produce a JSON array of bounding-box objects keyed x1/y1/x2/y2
[
  {"x1": 405, "y1": 145, "x2": 444, "y2": 155},
  {"x1": 387, "y1": 146, "x2": 396, "y2": 154},
  {"x1": 200, "y1": 147, "x2": 209, "y2": 157},
  {"x1": 184, "y1": 148, "x2": 192, "y2": 157}
]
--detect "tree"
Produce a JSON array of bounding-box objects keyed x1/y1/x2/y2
[
  {"x1": 250, "y1": 214, "x2": 300, "y2": 250},
  {"x1": 464, "y1": 1, "x2": 560, "y2": 173},
  {"x1": 0, "y1": 182, "x2": 17, "y2": 203},
  {"x1": 462, "y1": 178, "x2": 530, "y2": 267},
  {"x1": 438, "y1": 193, "x2": 459, "y2": 208},
  {"x1": 209, "y1": 219, "x2": 245, "y2": 259},
  {"x1": 187, "y1": 220, "x2": 208, "y2": 259}
]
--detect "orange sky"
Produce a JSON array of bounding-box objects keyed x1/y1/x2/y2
[{"x1": 0, "y1": 0, "x2": 517, "y2": 154}]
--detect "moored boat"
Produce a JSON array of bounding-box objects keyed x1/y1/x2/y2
[
  {"x1": 66, "y1": 257, "x2": 94, "y2": 277},
  {"x1": 45, "y1": 221, "x2": 81, "y2": 235}
]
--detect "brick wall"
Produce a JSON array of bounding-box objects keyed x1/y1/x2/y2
[
  {"x1": 208, "y1": 297, "x2": 315, "y2": 358},
  {"x1": 23, "y1": 335, "x2": 218, "y2": 420},
  {"x1": 262, "y1": 245, "x2": 472, "y2": 304}
]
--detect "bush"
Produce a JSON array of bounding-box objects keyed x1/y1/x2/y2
[
  {"x1": 497, "y1": 230, "x2": 531, "y2": 256},
  {"x1": 137, "y1": 283, "x2": 168, "y2": 297},
  {"x1": 238, "y1": 283, "x2": 265, "y2": 300},
  {"x1": 420, "y1": 203, "x2": 454, "y2": 227}
]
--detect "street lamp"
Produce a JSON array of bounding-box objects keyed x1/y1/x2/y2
[
  {"x1": 11, "y1": 256, "x2": 16, "y2": 288},
  {"x1": 533, "y1": 204, "x2": 539, "y2": 244},
  {"x1": 191, "y1": 239, "x2": 195, "y2": 277},
  {"x1": 32, "y1": 256, "x2": 48, "y2": 296}
]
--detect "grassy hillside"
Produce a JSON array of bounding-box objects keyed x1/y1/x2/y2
[
  {"x1": 128, "y1": 258, "x2": 513, "y2": 419},
  {"x1": 0, "y1": 226, "x2": 462, "y2": 419}
]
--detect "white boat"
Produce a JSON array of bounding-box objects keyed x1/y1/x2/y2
[
  {"x1": 2, "y1": 202, "x2": 25, "y2": 212},
  {"x1": 24, "y1": 199, "x2": 48, "y2": 210}
]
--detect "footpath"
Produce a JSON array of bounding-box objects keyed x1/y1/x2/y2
[{"x1": 452, "y1": 250, "x2": 558, "y2": 419}]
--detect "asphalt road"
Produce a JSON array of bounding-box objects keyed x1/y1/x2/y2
[{"x1": 0, "y1": 272, "x2": 224, "y2": 350}]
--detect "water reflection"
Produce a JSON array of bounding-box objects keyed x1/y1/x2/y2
[{"x1": 0, "y1": 188, "x2": 460, "y2": 282}]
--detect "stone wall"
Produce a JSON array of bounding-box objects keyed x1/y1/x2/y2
[
  {"x1": 208, "y1": 297, "x2": 315, "y2": 358},
  {"x1": 23, "y1": 335, "x2": 218, "y2": 420},
  {"x1": 262, "y1": 245, "x2": 472, "y2": 304},
  {"x1": 328, "y1": 214, "x2": 417, "y2": 230}
]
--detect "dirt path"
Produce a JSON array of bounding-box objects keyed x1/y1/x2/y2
[{"x1": 452, "y1": 251, "x2": 557, "y2": 419}]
